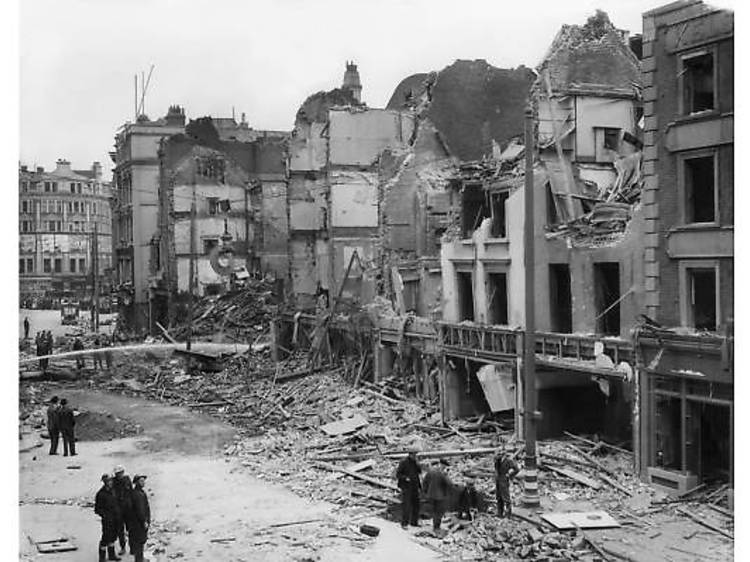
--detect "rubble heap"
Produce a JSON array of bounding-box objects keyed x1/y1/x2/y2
[{"x1": 170, "y1": 279, "x2": 277, "y2": 343}]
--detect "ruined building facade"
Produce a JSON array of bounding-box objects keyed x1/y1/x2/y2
[
  {"x1": 111, "y1": 105, "x2": 289, "y2": 333},
  {"x1": 287, "y1": 63, "x2": 415, "y2": 310},
  {"x1": 152, "y1": 117, "x2": 288, "y2": 330},
  {"x1": 19, "y1": 159, "x2": 112, "y2": 307},
  {"x1": 636, "y1": 0, "x2": 733, "y2": 497}
]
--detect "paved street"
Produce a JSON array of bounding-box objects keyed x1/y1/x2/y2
[
  {"x1": 19, "y1": 387, "x2": 438, "y2": 561},
  {"x1": 20, "y1": 309, "x2": 116, "y2": 339}
]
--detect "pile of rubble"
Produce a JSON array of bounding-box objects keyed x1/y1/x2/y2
[{"x1": 170, "y1": 279, "x2": 278, "y2": 344}]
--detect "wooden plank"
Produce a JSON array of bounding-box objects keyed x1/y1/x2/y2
[
  {"x1": 598, "y1": 473, "x2": 633, "y2": 496},
  {"x1": 543, "y1": 465, "x2": 602, "y2": 490},
  {"x1": 676, "y1": 506, "x2": 733, "y2": 540},
  {"x1": 345, "y1": 459, "x2": 376, "y2": 473},
  {"x1": 313, "y1": 461, "x2": 399, "y2": 491}
]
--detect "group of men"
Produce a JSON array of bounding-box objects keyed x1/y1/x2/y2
[
  {"x1": 95, "y1": 466, "x2": 151, "y2": 562},
  {"x1": 35, "y1": 330, "x2": 54, "y2": 372},
  {"x1": 45, "y1": 396, "x2": 77, "y2": 456},
  {"x1": 396, "y1": 444, "x2": 520, "y2": 534}
]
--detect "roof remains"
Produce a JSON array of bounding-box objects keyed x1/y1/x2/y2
[{"x1": 537, "y1": 10, "x2": 641, "y2": 97}]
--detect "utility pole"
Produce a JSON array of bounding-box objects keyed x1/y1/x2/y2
[
  {"x1": 187, "y1": 198, "x2": 196, "y2": 351},
  {"x1": 522, "y1": 104, "x2": 540, "y2": 507},
  {"x1": 93, "y1": 223, "x2": 100, "y2": 333}
]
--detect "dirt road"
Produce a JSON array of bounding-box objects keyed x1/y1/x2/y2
[{"x1": 19, "y1": 388, "x2": 438, "y2": 561}]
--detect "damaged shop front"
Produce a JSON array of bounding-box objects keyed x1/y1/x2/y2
[{"x1": 636, "y1": 330, "x2": 733, "y2": 499}]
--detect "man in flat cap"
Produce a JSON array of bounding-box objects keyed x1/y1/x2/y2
[
  {"x1": 113, "y1": 465, "x2": 133, "y2": 555},
  {"x1": 95, "y1": 474, "x2": 122, "y2": 561},
  {"x1": 46, "y1": 396, "x2": 60, "y2": 455},
  {"x1": 494, "y1": 443, "x2": 520, "y2": 519},
  {"x1": 58, "y1": 398, "x2": 76, "y2": 456},
  {"x1": 395, "y1": 446, "x2": 422, "y2": 528},
  {"x1": 127, "y1": 475, "x2": 151, "y2": 562}
]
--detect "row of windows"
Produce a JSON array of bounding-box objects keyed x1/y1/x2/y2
[
  {"x1": 20, "y1": 199, "x2": 107, "y2": 216},
  {"x1": 19, "y1": 180, "x2": 104, "y2": 195},
  {"x1": 20, "y1": 220, "x2": 112, "y2": 234},
  {"x1": 19, "y1": 257, "x2": 87, "y2": 275},
  {"x1": 450, "y1": 261, "x2": 720, "y2": 335}
]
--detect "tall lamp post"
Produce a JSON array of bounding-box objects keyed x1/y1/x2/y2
[{"x1": 522, "y1": 104, "x2": 540, "y2": 507}]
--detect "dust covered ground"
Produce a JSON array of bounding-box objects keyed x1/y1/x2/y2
[{"x1": 19, "y1": 349, "x2": 734, "y2": 561}]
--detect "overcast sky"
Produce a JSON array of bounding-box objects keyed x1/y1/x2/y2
[{"x1": 19, "y1": 0, "x2": 735, "y2": 176}]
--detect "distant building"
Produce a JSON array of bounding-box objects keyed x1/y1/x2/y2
[
  {"x1": 111, "y1": 105, "x2": 289, "y2": 333},
  {"x1": 152, "y1": 117, "x2": 288, "y2": 331},
  {"x1": 111, "y1": 105, "x2": 187, "y2": 330},
  {"x1": 18, "y1": 159, "x2": 112, "y2": 307}
]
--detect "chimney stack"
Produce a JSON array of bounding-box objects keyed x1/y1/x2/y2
[
  {"x1": 55, "y1": 159, "x2": 72, "y2": 174},
  {"x1": 342, "y1": 60, "x2": 362, "y2": 103},
  {"x1": 92, "y1": 161, "x2": 102, "y2": 181}
]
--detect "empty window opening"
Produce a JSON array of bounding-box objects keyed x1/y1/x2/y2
[
  {"x1": 537, "y1": 372, "x2": 631, "y2": 445},
  {"x1": 655, "y1": 396, "x2": 682, "y2": 470},
  {"x1": 403, "y1": 279, "x2": 419, "y2": 314},
  {"x1": 682, "y1": 52, "x2": 714, "y2": 114},
  {"x1": 462, "y1": 185, "x2": 489, "y2": 238},
  {"x1": 695, "y1": 403, "x2": 730, "y2": 482},
  {"x1": 203, "y1": 238, "x2": 219, "y2": 254},
  {"x1": 69, "y1": 259, "x2": 76, "y2": 273},
  {"x1": 546, "y1": 182, "x2": 561, "y2": 226},
  {"x1": 689, "y1": 268, "x2": 716, "y2": 331},
  {"x1": 489, "y1": 191, "x2": 509, "y2": 238},
  {"x1": 43, "y1": 259, "x2": 51, "y2": 273},
  {"x1": 549, "y1": 264, "x2": 572, "y2": 333},
  {"x1": 456, "y1": 271, "x2": 474, "y2": 321},
  {"x1": 26, "y1": 258, "x2": 34, "y2": 273},
  {"x1": 594, "y1": 262, "x2": 620, "y2": 336},
  {"x1": 19, "y1": 259, "x2": 25, "y2": 274},
  {"x1": 595, "y1": 127, "x2": 621, "y2": 162},
  {"x1": 54, "y1": 258, "x2": 62, "y2": 273},
  {"x1": 79, "y1": 258, "x2": 86, "y2": 273},
  {"x1": 487, "y1": 273, "x2": 508, "y2": 325},
  {"x1": 684, "y1": 155, "x2": 715, "y2": 223}
]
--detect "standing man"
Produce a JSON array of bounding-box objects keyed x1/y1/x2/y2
[
  {"x1": 494, "y1": 444, "x2": 520, "y2": 518},
  {"x1": 58, "y1": 398, "x2": 77, "y2": 456},
  {"x1": 422, "y1": 460, "x2": 452, "y2": 536},
  {"x1": 35, "y1": 332, "x2": 43, "y2": 371},
  {"x1": 23, "y1": 316, "x2": 30, "y2": 340},
  {"x1": 46, "y1": 396, "x2": 61, "y2": 455},
  {"x1": 73, "y1": 337, "x2": 85, "y2": 371},
  {"x1": 95, "y1": 474, "x2": 122, "y2": 561},
  {"x1": 112, "y1": 465, "x2": 133, "y2": 555},
  {"x1": 103, "y1": 334, "x2": 113, "y2": 370},
  {"x1": 395, "y1": 447, "x2": 422, "y2": 528},
  {"x1": 93, "y1": 336, "x2": 104, "y2": 371},
  {"x1": 127, "y1": 475, "x2": 151, "y2": 562},
  {"x1": 43, "y1": 331, "x2": 53, "y2": 371}
]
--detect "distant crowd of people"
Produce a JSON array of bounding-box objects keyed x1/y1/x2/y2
[{"x1": 28, "y1": 325, "x2": 114, "y2": 374}]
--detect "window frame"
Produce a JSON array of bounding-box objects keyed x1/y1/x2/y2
[
  {"x1": 678, "y1": 147, "x2": 719, "y2": 227},
  {"x1": 678, "y1": 259, "x2": 721, "y2": 332},
  {"x1": 678, "y1": 46, "x2": 718, "y2": 117}
]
